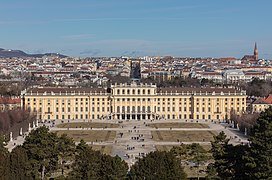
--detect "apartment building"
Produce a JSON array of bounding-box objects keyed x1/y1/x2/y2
[{"x1": 22, "y1": 83, "x2": 247, "y2": 121}]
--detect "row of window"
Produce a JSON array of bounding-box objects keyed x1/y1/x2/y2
[
  {"x1": 116, "y1": 89, "x2": 152, "y2": 95},
  {"x1": 28, "y1": 97, "x2": 245, "y2": 103},
  {"x1": 47, "y1": 114, "x2": 221, "y2": 120}
]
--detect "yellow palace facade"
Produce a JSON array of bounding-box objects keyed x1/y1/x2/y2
[{"x1": 22, "y1": 83, "x2": 247, "y2": 121}]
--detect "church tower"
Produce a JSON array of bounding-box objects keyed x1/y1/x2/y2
[{"x1": 254, "y1": 42, "x2": 258, "y2": 61}]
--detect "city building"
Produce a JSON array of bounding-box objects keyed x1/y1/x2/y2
[
  {"x1": 252, "y1": 94, "x2": 272, "y2": 112},
  {"x1": 0, "y1": 96, "x2": 21, "y2": 111},
  {"x1": 242, "y1": 42, "x2": 259, "y2": 63},
  {"x1": 22, "y1": 83, "x2": 247, "y2": 121}
]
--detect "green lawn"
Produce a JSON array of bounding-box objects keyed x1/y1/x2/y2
[
  {"x1": 155, "y1": 145, "x2": 211, "y2": 152},
  {"x1": 57, "y1": 122, "x2": 119, "y2": 128},
  {"x1": 152, "y1": 130, "x2": 217, "y2": 142},
  {"x1": 148, "y1": 122, "x2": 209, "y2": 129},
  {"x1": 54, "y1": 130, "x2": 116, "y2": 142},
  {"x1": 89, "y1": 145, "x2": 112, "y2": 155}
]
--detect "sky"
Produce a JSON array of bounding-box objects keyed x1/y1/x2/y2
[{"x1": 0, "y1": 0, "x2": 272, "y2": 58}]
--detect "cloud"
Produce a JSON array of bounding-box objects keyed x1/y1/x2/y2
[
  {"x1": 122, "y1": 51, "x2": 143, "y2": 57},
  {"x1": 79, "y1": 49, "x2": 101, "y2": 56},
  {"x1": 62, "y1": 34, "x2": 94, "y2": 40}
]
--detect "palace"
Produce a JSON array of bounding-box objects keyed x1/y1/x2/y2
[{"x1": 22, "y1": 83, "x2": 247, "y2": 121}]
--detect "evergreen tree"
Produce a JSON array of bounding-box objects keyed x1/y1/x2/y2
[
  {"x1": 69, "y1": 142, "x2": 128, "y2": 180},
  {"x1": 129, "y1": 151, "x2": 187, "y2": 180},
  {"x1": 244, "y1": 106, "x2": 272, "y2": 179},
  {"x1": 210, "y1": 131, "x2": 231, "y2": 178},
  {"x1": 22, "y1": 126, "x2": 59, "y2": 179},
  {"x1": 9, "y1": 146, "x2": 29, "y2": 180},
  {"x1": 57, "y1": 134, "x2": 75, "y2": 176},
  {"x1": 0, "y1": 134, "x2": 9, "y2": 180},
  {"x1": 100, "y1": 155, "x2": 128, "y2": 180}
]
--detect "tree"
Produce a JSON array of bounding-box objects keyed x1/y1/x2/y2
[
  {"x1": 57, "y1": 134, "x2": 75, "y2": 176},
  {"x1": 208, "y1": 132, "x2": 250, "y2": 179},
  {"x1": 243, "y1": 106, "x2": 272, "y2": 179},
  {"x1": 22, "y1": 126, "x2": 59, "y2": 179},
  {"x1": 100, "y1": 155, "x2": 128, "y2": 180},
  {"x1": 209, "y1": 131, "x2": 232, "y2": 179},
  {"x1": 171, "y1": 143, "x2": 211, "y2": 179},
  {"x1": 0, "y1": 134, "x2": 9, "y2": 180},
  {"x1": 9, "y1": 146, "x2": 29, "y2": 180},
  {"x1": 69, "y1": 142, "x2": 128, "y2": 180},
  {"x1": 129, "y1": 151, "x2": 187, "y2": 180}
]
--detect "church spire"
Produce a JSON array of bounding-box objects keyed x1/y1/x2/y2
[{"x1": 254, "y1": 42, "x2": 258, "y2": 61}]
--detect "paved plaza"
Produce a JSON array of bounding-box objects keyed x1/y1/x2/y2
[{"x1": 6, "y1": 118, "x2": 249, "y2": 166}]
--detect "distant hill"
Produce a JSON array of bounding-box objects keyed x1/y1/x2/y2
[{"x1": 0, "y1": 48, "x2": 67, "y2": 58}]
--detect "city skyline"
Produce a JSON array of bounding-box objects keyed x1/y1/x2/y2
[{"x1": 1, "y1": 0, "x2": 272, "y2": 58}]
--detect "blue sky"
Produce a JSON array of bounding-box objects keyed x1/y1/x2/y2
[{"x1": 0, "y1": 0, "x2": 272, "y2": 58}]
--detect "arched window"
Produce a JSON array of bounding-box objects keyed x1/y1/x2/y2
[{"x1": 127, "y1": 89, "x2": 130, "y2": 94}]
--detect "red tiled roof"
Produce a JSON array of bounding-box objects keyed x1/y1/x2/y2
[
  {"x1": 26, "y1": 87, "x2": 107, "y2": 94},
  {"x1": 0, "y1": 97, "x2": 21, "y2": 104},
  {"x1": 158, "y1": 87, "x2": 241, "y2": 93}
]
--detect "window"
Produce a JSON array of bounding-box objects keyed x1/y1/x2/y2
[
  {"x1": 68, "y1": 107, "x2": 70, "y2": 112},
  {"x1": 122, "y1": 90, "x2": 125, "y2": 94},
  {"x1": 76, "y1": 107, "x2": 78, "y2": 112},
  {"x1": 138, "y1": 89, "x2": 140, "y2": 94},
  {"x1": 143, "y1": 89, "x2": 145, "y2": 94},
  {"x1": 62, "y1": 107, "x2": 64, "y2": 112},
  {"x1": 48, "y1": 107, "x2": 50, "y2": 112},
  {"x1": 56, "y1": 115, "x2": 59, "y2": 119},
  {"x1": 147, "y1": 89, "x2": 150, "y2": 94},
  {"x1": 62, "y1": 115, "x2": 65, "y2": 119},
  {"x1": 56, "y1": 107, "x2": 58, "y2": 112},
  {"x1": 132, "y1": 89, "x2": 135, "y2": 94},
  {"x1": 117, "y1": 89, "x2": 120, "y2": 94},
  {"x1": 86, "y1": 107, "x2": 88, "y2": 111},
  {"x1": 127, "y1": 89, "x2": 130, "y2": 94}
]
